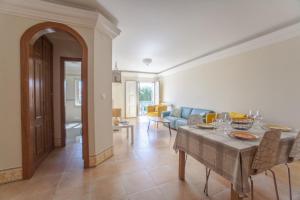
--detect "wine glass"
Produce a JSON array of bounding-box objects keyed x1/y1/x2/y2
[
  {"x1": 248, "y1": 110, "x2": 254, "y2": 119},
  {"x1": 254, "y1": 110, "x2": 263, "y2": 128}
]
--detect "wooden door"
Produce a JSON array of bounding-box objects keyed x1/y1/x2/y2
[{"x1": 31, "y1": 36, "x2": 54, "y2": 169}]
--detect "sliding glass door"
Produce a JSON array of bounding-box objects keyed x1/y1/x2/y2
[
  {"x1": 125, "y1": 80, "x2": 160, "y2": 118},
  {"x1": 138, "y1": 82, "x2": 155, "y2": 116}
]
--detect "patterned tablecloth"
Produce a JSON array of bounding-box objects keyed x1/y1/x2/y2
[{"x1": 173, "y1": 126, "x2": 298, "y2": 194}]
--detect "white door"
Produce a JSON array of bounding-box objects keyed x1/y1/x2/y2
[
  {"x1": 125, "y1": 81, "x2": 137, "y2": 118},
  {"x1": 154, "y1": 81, "x2": 160, "y2": 105}
]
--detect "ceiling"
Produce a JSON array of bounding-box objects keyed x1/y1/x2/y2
[
  {"x1": 46, "y1": 31, "x2": 77, "y2": 42},
  {"x1": 46, "y1": 0, "x2": 300, "y2": 73}
]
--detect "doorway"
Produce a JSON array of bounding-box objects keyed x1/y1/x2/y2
[
  {"x1": 125, "y1": 80, "x2": 160, "y2": 118},
  {"x1": 138, "y1": 82, "x2": 155, "y2": 116},
  {"x1": 20, "y1": 22, "x2": 89, "y2": 179},
  {"x1": 60, "y1": 58, "x2": 82, "y2": 147}
]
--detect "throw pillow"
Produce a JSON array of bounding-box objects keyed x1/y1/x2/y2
[{"x1": 171, "y1": 108, "x2": 181, "y2": 118}]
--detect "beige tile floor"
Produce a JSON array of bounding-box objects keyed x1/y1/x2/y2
[{"x1": 1, "y1": 117, "x2": 300, "y2": 200}]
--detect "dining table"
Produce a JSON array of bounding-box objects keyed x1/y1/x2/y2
[{"x1": 173, "y1": 125, "x2": 298, "y2": 200}]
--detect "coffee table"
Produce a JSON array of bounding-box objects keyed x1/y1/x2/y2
[
  {"x1": 147, "y1": 117, "x2": 172, "y2": 136},
  {"x1": 112, "y1": 123, "x2": 134, "y2": 144}
]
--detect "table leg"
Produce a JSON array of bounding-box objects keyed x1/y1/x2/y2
[
  {"x1": 147, "y1": 120, "x2": 150, "y2": 132},
  {"x1": 157, "y1": 122, "x2": 158, "y2": 128},
  {"x1": 126, "y1": 127, "x2": 129, "y2": 139},
  {"x1": 231, "y1": 184, "x2": 242, "y2": 200},
  {"x1": 179, "y1": 150, "x2": 186, "y2": 181},
  {"x1": 168, "y1": 123, "x2": 171, "y2": 136},
  {"x1": 131, "y1": 126, "x2": 134, "y2": 145}
]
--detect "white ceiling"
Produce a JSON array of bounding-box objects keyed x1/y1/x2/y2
[
  {"x1": 97, "y1": 0, "x2": 300, "y2": 73},
  {"x1": 46, "y1": 0, "x2": 300, "y2": 73},
  {"x1": 46, "y1": 31, "x2": 76, "y2": 42}
]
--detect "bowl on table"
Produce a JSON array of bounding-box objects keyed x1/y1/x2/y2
[
  {"x1": 229, "y1": 131, "x2": 259, "y2": 140},
  {"x1": 195, "y1": 123, "x2": 216, "y2": 129},
  {"x1": 231, "y1": 118, "x2": 254, "y2": 130}
]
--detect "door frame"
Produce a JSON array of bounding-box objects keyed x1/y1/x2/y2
[
  {"x1": 60, "y1": 57, "x2": 82, "y2": 147},
  {"x1": 20, "y1": 22, "x2": 90, "y2": 179}
]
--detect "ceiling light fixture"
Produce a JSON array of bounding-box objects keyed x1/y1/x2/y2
[
  {"x1": 112, "y1": 62, "x2": 121, "y2": 83},
  {"x1": 142, "y1": 58, "x2": 152, "y2": 66}
]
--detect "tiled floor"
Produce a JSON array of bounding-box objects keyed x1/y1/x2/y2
[{"x1": 1, "y1": 117, "x2": 300, "y2": 200}]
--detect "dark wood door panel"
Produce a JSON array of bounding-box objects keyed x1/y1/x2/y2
[{"x1": 31, "y1": 36, "x2": 54, "y2": 169}]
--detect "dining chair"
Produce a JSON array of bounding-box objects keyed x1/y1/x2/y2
[
  {"x1": 250, "y1": 130, "x2": 281, "y2": 200},
  {"x1": 203, "y1": 130, "x2": 281, "y2": 200},
  {"x1": 284, "y1": 132, "x2": 300, "y2": 200}
]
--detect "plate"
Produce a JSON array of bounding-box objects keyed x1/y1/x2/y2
[
  {"x1": 195, "y1": 123, "x2": 215, "y2": 129},
  {"x1": 264, "y1": 124, "x2": 292, "y2": 132},
  {"x1": 231, "y1": 119, "x2": 253, "y2": 124},
  {"x1": 229, "y1": 131, "x2": 259, "y2": 140}
]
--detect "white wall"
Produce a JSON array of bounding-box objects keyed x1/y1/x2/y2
[
  {"x1": 161, "y1": 36, "x2": 300, "y2": 129},
  {"x1": 93, "y1": 29, "x2": 113, "y2": 154}
]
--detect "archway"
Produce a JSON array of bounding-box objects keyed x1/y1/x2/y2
[{"x1": 20, "y1": 22, "x2": 89, "y2": 179}]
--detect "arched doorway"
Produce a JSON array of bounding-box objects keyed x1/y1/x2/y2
[{"x1": 20, "y1": 22, "x2": 89, "y2": 179}]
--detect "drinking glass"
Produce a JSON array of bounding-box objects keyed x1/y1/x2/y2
[
  {"x1": 254, "y1": 110, "x2": 263, "y2": 128},
  {"x1": 223, "y1": 113, "x2": 232, "y2": 134},
  {"x1": 214, "y1": 114, "x2": 224, "y2": 130}
]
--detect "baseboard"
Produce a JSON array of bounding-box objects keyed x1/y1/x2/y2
[
  {"x1": 89, "y1": 147, "x2": 113, "y2": 167},
  {"x1": 0, "y1": 167, "x2": 22, "y2": 184}
]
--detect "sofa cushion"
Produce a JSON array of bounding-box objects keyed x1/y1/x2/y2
[
  {"x1": 191, "y1": 108, "x2": 212, "y2": 116},
  {"x1": 165, "y1": 116, "x2": 178, "y2": 122},
  {"x1": 181, "y1": 107, "x2": 192, "y2": 119},
  {"x1": 162, "y1": 111, "x2": 171, "y2": 118},
  {"x1": 175, "y1": 118, "x2": 188, "y2": 128},
  {"x1": 170, "y1": 108, "x2": 181, "y2": 118},
  {"x1": 164, "y1": 116, "x2": 178, "y2": 129}
]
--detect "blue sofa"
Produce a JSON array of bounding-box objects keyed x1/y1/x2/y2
[{"x1": 162, "y1": 107, "x2": 214, "y2": 129}]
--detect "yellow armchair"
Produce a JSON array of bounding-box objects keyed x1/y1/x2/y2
[{"x1": 147, "y1": 104, "x2": 167, "y2": 117}]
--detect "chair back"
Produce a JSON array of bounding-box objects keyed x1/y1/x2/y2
[
  {"x1": 157, "y1": 105, "x2": 167, "y2": 116},
  {"x1": 289, "y1": 132, "x2": 300, "y2": 161},
  {"x1": 112, "y1": 108, "x2": 121, "y2": 118},
  {"x1": 251, "y1": 130, "x2": 281, "y2": 173},
  {"x1": 188, "y1": 115, "x2": 203, "y2": 125}
]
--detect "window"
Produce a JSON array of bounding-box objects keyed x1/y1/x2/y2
[{"x1": 75, "y1": 79, "x2": 82, "y2": 106}]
